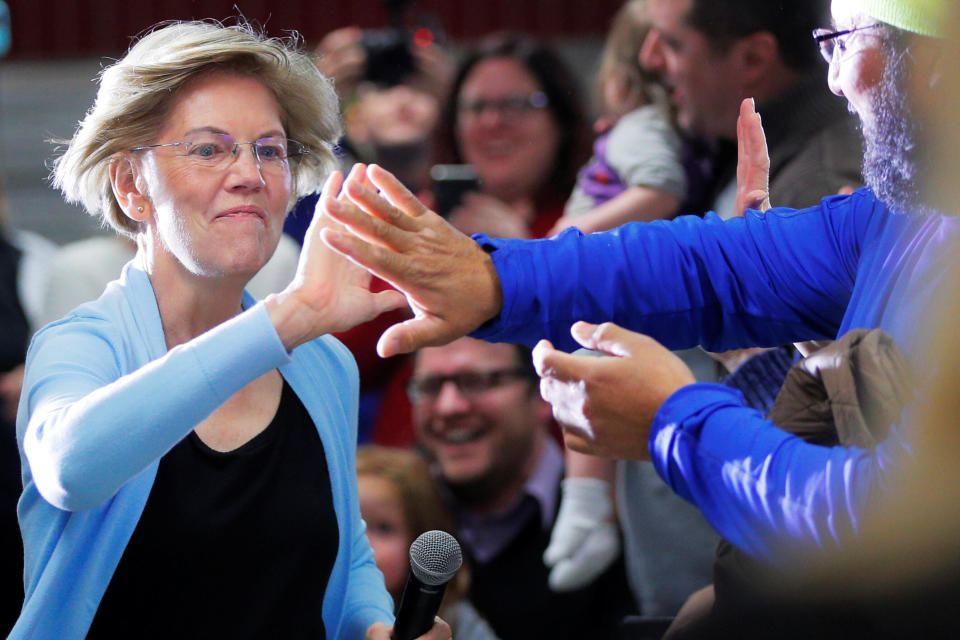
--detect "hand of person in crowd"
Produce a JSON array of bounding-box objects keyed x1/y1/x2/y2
[
  {"x1": 708, "y1": 346, "x2": 770, "y2": 374},
  {"x1": 266, "y1": 168, "x2": 408, "y2": 351},
  {"x1": 315, "y1": 27, "x2": 367, "y2": 95},
  {"x1": 543, "y1": 476, "x2": 621, "y2": 592},
  {"x1": 448, "y1": 192, "x2": 532, "y2": 239},
  {"x1": 592, "y1": 114, "x2": 618, "y2": 135},
  {"x1": 321, "y1": 163, "x2": 504, "y2": 357},
  {"x1": 410, "y1": 39, "x2": 454, "y2": 101},
  {"x1": 533, "y1": 321, "x2": 696, "y2": 458},
  {"x1": 0, "y1": 363, "x2": 24, "y2": 424},
  {"x1": 546, "y1": 213, "x2": 579, "y2": 237},
  {"x1": 733, "y1": 97, "x2": 772, "y2": 217},
  {"x1": 547, "y1": 185, "x2": 681, "y2": 237},
  {"x1": 365, "y1": 617, "x2": 452, "y2": 640}
]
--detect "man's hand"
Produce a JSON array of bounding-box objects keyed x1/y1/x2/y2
[
  {"x1": 533, "y1": 321, "x2": 696, "y2": 458},
  {"x1": 322, "y1": 163, "x2": 504, "y2": 357},
  {"x1": 715, "y1": 98, "x2": 774, "y2": 369},
  {"x1": 733, "y1": 97, "x2": 772, "y2": 217}
]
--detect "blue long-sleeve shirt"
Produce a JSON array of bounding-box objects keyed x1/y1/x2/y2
[{"x1": 470, "y1": 188, "x2": 959, "y2": 560}]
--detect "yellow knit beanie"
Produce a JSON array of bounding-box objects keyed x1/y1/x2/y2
[{"x1": 857, "y1": 0, "x2": 949, "y2": 37}]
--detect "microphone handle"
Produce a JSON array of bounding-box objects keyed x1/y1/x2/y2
[{"x1": 392, "y1": 572, "x2": 447, "y2": 640}]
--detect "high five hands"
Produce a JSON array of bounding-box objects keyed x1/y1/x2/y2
[
  {"x1": 320, "y1": 163, "x2": 504, "y2": 357},
  {"x1": 321, "y1": 165, "x2": 697, "y2": 457},
  {"x1": 265, "y1": 169, "x2": 409, "y2": 351}
]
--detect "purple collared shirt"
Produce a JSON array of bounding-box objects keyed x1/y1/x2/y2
[{"x1": 443, "y1": 438, "x2": 563, "y2": 564}]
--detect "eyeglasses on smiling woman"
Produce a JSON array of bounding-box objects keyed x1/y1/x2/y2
[
  {"x1": 457, "y1": 91, "x2": 550, "y2": 120},
  {"x1": 131, "y1": 131, "x2": 310, "y2": 173}
]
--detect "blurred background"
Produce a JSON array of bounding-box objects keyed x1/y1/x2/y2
[{"x1": 0, "y1": 0, "x2": 616, "y2": 244}]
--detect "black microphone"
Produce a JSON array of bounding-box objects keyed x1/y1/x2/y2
[{"x1": 392, "y1": 530, "x2": 462, "y2": 640}]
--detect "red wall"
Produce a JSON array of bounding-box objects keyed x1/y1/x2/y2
[{"x1": 6, "y1": 0, "x2": 618, "y2": 58}]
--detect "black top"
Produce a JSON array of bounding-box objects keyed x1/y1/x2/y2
[
  {"x1": 0, "y1": 233, "x2": 28, "y2": 375},
  {"x1": 88, "y1": 380, "x2": 339, "y2": 640},
  {"x1": 0, "y1": 234, "x2": 27, "y2": 636},
  {"x1": 466, "y1": 491, "x2": 638, "y2": 640}
]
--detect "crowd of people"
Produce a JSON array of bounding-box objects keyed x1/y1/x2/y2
[{"x1": 1, "y1": 0, "x2": 958, "y2": 638}]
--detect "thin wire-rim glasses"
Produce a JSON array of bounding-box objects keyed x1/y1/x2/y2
[
  {"x1": 130, "y1": 132, "x2": 310, "y2": 174},
  {"x1": 812, "y1": 24, "x2": 883, "y2": 63}
]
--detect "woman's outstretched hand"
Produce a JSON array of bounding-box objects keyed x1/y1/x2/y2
[
  {"x1": 265, "y1": 169, "x2": 407, "y2": 351},
  {"x1": 320, "y1": 163, "x2": 504, "y2": 358}
]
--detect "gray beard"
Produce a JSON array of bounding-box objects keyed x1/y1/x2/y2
[{"x1": 860, "y1": 40, "x2": 938, "y2": 216}]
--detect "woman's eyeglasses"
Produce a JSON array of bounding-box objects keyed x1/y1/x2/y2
[
  {"x1": 131, "y1": 132, "x2": 309, "y2": 174},
  {"x1": 457, "y1": 91, "x2": 550, "y2": 120},
  {"x1": 812, "y1": 24, "x2": 882, "y2": 63}
]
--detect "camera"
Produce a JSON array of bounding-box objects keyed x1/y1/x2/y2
[
  {"x1": 361, "y1": 29, "x2": 415, "y2": 86},
  {"x1": 362, "y1": 0, "x2": 417, "y2": 86}
]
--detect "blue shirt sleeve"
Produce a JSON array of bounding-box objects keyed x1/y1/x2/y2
[
  {"x1": 467, "y1": 190, "x2": 901, "y2": 560},
  {"x1": 472, "y1": 193, "x2": 874, "y2": 352},
  {"x1": 648, "y1": 383, "x2": 910, "y2": 562}
]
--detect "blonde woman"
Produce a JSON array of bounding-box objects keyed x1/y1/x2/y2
[{"x1": 14, "y1": 21, "x2": 447, "y2": 640}]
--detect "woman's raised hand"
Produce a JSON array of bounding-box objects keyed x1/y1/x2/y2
[
  {"x1": 265, "y1": 168, "x2": 407, "y2": 351},
  {"x1": 321, "y1": 163, "x2": 504, "y2": 358}
]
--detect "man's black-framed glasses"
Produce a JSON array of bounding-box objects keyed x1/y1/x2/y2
[
  {"x1": 812, "y1": 24, "x2": 882, "y2": 63},
  {"x1": 407, "y1": 367, "x2": 532, "y2": 401}
]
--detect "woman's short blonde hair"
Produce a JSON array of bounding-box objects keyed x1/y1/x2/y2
[{"x1": 53, "y1": 20, "x2": 342, "y2": 238}]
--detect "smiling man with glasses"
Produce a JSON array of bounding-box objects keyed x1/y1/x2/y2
[{"x1": 406, "y1": 337, "x2": 636, "y2": 640}]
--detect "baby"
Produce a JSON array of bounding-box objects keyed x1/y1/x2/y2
[{"x1": 553, "y1": 0, "x2": 686, "y2": 235}]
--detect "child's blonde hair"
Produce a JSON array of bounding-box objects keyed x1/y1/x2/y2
[
  {"x1": 357, "y1": 446, "x2": 469, "y2": 607},
  {"x1": 595, "y1": 0, "x2": 663, "y2": 116}
]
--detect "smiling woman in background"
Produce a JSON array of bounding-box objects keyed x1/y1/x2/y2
[
  {"x1": 11, "y1": 21, "x2": 448, "y2": 640},
  {"x1": 435, "y1": 34, "x2": 589, "y2": 239}
]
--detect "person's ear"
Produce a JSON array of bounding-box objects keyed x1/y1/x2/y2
[
  {"x1": 734, "y1": 31, "x2": 780, "y2": 86},
  {"x1": 109, "y1": 155, "x2": 151, "y2": 223}
]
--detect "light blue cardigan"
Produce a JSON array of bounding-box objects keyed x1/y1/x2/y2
[{"x1": 12, "y1": 262, "x2": 394, "y2": 639}]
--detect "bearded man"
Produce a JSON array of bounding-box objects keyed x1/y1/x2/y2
[{"x1": 320, "y1": 0, "x2": 956, "y2": 577}]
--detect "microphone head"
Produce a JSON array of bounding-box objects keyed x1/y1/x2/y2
[{"x1": 408, "y1": 530, "x2": 462, "y2": 586}]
